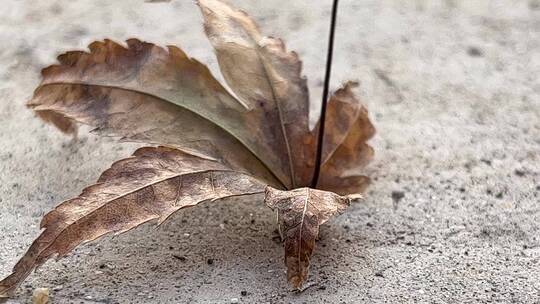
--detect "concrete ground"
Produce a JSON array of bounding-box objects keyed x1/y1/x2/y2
[{"x1": 1, "y1": 0, "x2": 539, "y2": 303}]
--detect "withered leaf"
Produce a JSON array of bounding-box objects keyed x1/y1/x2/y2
[
  {"x1": 264, "y1": 186, "x2": 350, "y2": 289},
  {"x1": 199, "y1": 0, "x2": 317, "y2": 187},
  {"x1": 39, "y1": 38, "x2": 292, "y2": 187},
  {"x1": 0, "y1": 0, "x2": 376, "y2": 296},
  {"x1": 0, "y1": 147, "x2": 264, "y2": 296},
  {"x1": 28, "y1": 83, "x2": 281, "y2": 186},
  {"x1": 317, "y1": 82, "x2": 375, "y2": 195}
]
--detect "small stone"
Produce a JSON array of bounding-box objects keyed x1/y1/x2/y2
[
  {"x1": 241, "y1": 290, "x2": 248, "y2": 296},
  {"x1": 173, "y1": 255, "x2": 186, "y2": 262},
  {"x1": 467, "y1": 46, "x2": 483, "y2": 57},
  {"x1": 514, "y1": 169, "x2": 526, "y2": 177},
  {"x1": 53, "y1": 285, "x2": 63, "y2": 291},
  {"x1": 391, "y1": 191, "x2": 405, "y2": 203},
  {"x1": 207, "y1": 258, "x2": 214, "y2": 265},
  {"x1": 272, "y1": 236, "x2": 282, "y2": 244},
  {"x1": 480, "y1": 159, "x2": 492, "y2": 166},
  {"x1": 99, "y1": 263, "x2": 115, "y2": 270},
  {"x1": 32, "y1": 288, "x2": 49, "y2": 304}
]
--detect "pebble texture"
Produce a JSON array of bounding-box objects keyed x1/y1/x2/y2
[{"x1": 0, "y1": 0, "x2": 539, "y2": 303}]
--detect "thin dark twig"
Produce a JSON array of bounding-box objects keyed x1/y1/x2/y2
[{"x1": 311, "y1": 0, "x2": 339, "y2": 188}]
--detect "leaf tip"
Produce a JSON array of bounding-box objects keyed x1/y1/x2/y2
[
  {"x1": 289, "y1": 275, "x2": 306, "y2": 290},
  {"x1": 0, "y1": 282, "x2": 15, "y2": 298},
  {"x1": 346, "y1": 193, "x2": 363, "y2": 200},
  {"x1": 33, "y1": 110, "x2": 78, "y2": 136}
]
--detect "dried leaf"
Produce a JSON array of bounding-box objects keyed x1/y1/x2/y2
[
  {"x1": 264, "y1": 186, "x2": 350, "y2": 289},
  {"x1": 28, "y1": 84, "x2": 281, "y2": 186},
  {"x1": 39, "y1": 38, "x2": 292, "y2": 187},
  {"x1": 317, "y1": 82, "x2": 375, "y2": 195},
  {"x1": 199, "y1": 0, "x2": 317, "y2": 187},
  {"x1": 0, "y1": 0, "x2": 376, "y2": 296},
  {"x1": 0, "y1": 147, "x2": 264, "y2": 296}
]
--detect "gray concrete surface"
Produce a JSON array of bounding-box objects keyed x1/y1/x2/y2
[{"x1": 1, "y1": 0, "x2": 539, "y2": 303}]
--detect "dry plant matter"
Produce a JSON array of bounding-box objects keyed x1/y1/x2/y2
[{"x1": 0, "y1": 0, "x2": 374, "y2": 295}]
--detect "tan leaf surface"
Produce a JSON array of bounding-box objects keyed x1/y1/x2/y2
[
  {"x1": 28, "y1": 84, "x2": 281, "y2": 187},
  {"x1": 198, "y1": 0, "x2": 317, "y2": 187},
  {"x1": 317, "y1": 82, "x2": 375, "y2": 195},
  {"x1": 264, "y1": 186, "x2": 350, "y2": 289},
  {"x1": 0, "y1": 146, "x2": 265, "y2": 297},
  {"x1": 38, "y1": 38, "x2": 293, "y2": 187}
]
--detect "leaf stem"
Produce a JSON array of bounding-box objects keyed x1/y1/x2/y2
[{"x1": 311, "y1": 0, "x2": 339, "y2": 188}]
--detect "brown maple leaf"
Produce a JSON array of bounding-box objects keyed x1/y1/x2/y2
[{"x1": 0, "y1": 0, "x2": 375, "y2": 296}]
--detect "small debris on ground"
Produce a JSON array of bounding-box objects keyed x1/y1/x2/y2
[
  {"x1": 173, "y1": 255, "x2": 186, "y2": 262},
  {"x1": 52, "y1": 285, "x2": 63, "y2": 291},
  {"x1": 32, "y1": 288, "x2": 49, "y2": 304},
  {"x1": 467, "y1": 46, "x2": 483, "y2": 57},
  {"x1": 391, "y1": 191, "x2": 405, "y2": 203},
  {"x1": 514, "y1": 169, "x2": 526, "y2": 177},
  {"x1": 391, "y1": 191, "x2": 405, "y2": 210}
]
